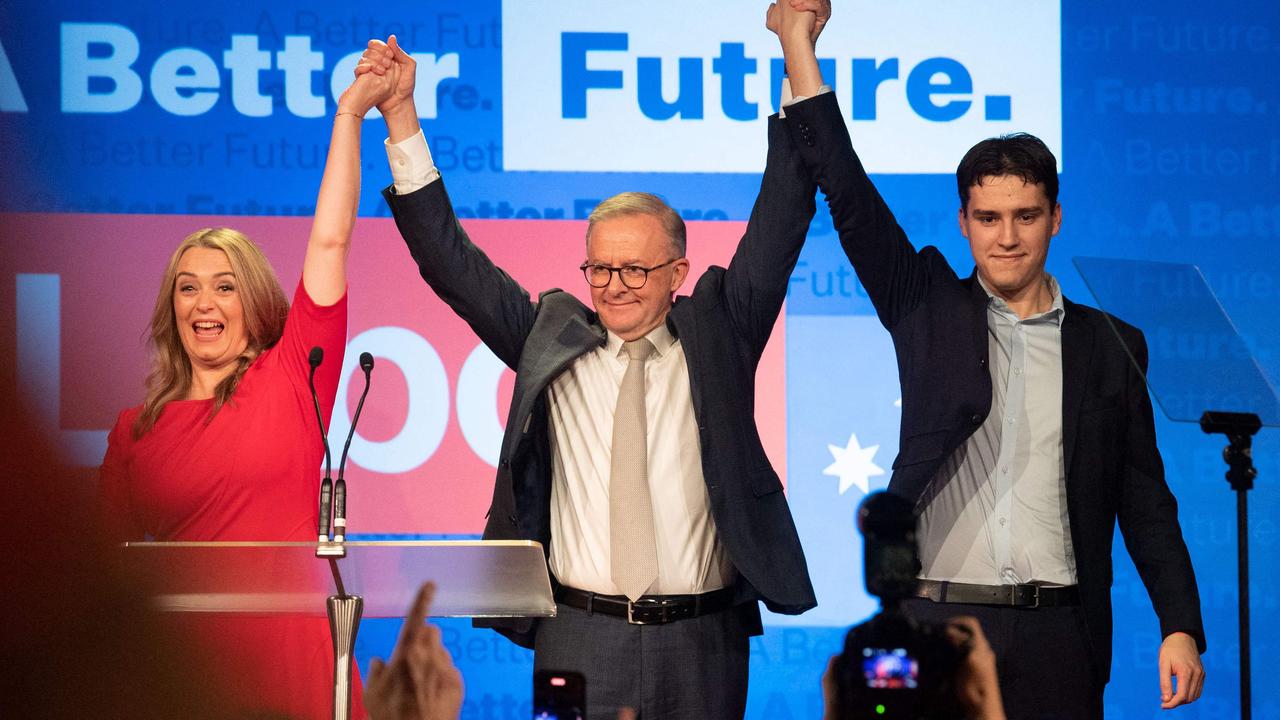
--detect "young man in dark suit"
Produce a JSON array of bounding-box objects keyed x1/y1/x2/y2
[
  {"x1": 781, "y1": 66, "x2": 1207, "y2": 718},
  {"x1": 354, "y1": 3, "x2": 831, "y2": 716}
]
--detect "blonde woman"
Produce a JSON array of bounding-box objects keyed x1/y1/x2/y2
[{"x1": 99, "y1": 59, "x2": 396, "y2": 720}]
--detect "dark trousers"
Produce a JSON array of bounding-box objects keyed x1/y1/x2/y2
[
  {"x1": 533, "y1": 601, "x2": 752, "y2": 720},
  {"x1": 902, "y1": 597, "x2": 1102, "y2": 720}
]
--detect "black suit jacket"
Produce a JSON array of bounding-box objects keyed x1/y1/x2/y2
[
  {"x1": 783, "y1": 93, "x2": 1204, "y2": 682},
  {"x1": 383, "y1": 113, "x2": 818, "y2": 647}
]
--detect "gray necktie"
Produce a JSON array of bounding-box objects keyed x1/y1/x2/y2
[{"x1": 610, "y1": 338, "x2": 658, "y2": 601}]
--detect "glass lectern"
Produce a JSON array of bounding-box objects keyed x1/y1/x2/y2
[{"x1": 121, "y1": 540, "x2": 555, "y2": 720}]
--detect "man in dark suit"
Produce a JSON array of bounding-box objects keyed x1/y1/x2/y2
[
  {"x1": 781, "y1": 80, "x2": 1207, "y2": 715},
  {"x1": 355, "y1": 4, "x2": 828, "y2": 716}
]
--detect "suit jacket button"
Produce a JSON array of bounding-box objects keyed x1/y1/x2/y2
[
  {"x1": 970, "y1": 413, "x2": 982, "y2": 424},
  {"x1": 979, "y1": 357, "x2": 987, "y2": 368},
  {"x1": 508, "y1": 514, "x2": 518, "y2": 526},
  {"x1": 499, "y1": 459, "x2": 509, "y2": 468}
]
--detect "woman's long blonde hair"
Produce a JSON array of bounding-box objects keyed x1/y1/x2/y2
[{"x1": 133, "y1": 228, "x2": 289, "y2": 438}]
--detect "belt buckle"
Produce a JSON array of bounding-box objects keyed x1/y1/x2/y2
[
  {"x1": 626, "y1": 598, "x2": 665, "y2": 625},
  {"x1": 1005, "y1": 584, "x2": 1037, "y2": 607}
]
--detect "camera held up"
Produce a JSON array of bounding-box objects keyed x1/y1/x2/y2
[{"x1": 830, "y1": 492, "x2": 972, "y2": 720}]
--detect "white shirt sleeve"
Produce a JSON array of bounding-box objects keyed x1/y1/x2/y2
[
  {"x1": 384, "y1": 129, "x2": 441, "y2": 195},
  {"x1": 778, "y1": 79, "x2": 833, "y2": 118}
]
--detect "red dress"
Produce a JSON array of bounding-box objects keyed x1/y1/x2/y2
[{"x1": 101, "y1": 281, "x2": 365, "y2": 719}]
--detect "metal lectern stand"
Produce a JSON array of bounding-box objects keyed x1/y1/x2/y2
[
  {"x1": 1075, "y1": 257, "x2": 1280, "y2": 719},
  {"x1": 122, "y1": 540, "x2": 556, "y2": 720}
]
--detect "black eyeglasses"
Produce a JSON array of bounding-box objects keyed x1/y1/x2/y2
[{"x1": 579, "y1": 258, "x2": 681, "y2": 289}]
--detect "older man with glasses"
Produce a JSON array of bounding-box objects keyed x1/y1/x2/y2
[{"x1": 360, "y1": 1, "x2": 832, "y2": 716}]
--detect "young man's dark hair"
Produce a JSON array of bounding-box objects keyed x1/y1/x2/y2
[{"x1": 955, "y1": 133, "x2": 1059, "y2": 210}]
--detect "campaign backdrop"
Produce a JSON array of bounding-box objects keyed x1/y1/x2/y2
[{"x1": 2, "y1": 0, "x2": 1279, "y2": 716}]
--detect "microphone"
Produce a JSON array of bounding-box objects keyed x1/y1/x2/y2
[
  {"x1": 308, "y1": 346, "x2": 334, "y2": 542},
  {"x1": 334, "y1": 352, "x2": 374, "y2": 542}
]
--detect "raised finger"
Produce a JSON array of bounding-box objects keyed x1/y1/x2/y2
[
  {"x1": 389, "y1": 34, "x2": 412, "y2": 61},
  {"x1": 391, "y1": 582, "x2": 436, "y2": 665}
]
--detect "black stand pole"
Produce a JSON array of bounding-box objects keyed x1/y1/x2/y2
[{"x1": 1199, "y1": 410, "x2": 1260, "y2": 720}]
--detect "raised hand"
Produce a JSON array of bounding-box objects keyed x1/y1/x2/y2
[
  {"x1": 766, "y1": 1, "x2": 825, "y2": 97},
  {"x1": 766, "y1": 0, "x2": 828, "y2": 45},
  {"x1": 947, "y1": 617, "x2": 1006, "y2": 720},
  {"x1": 338, "y1": 68, "x2": 395, "y2": 119},
  {"x1": 358, "y1": 35, "x2": 417, "y2": 119},
  {"x1": 364, "y1": 583, "x2": 464, "y2": 720},
  {"x1": 789, "y1": 0, "x2": 831, "y2": 44}
]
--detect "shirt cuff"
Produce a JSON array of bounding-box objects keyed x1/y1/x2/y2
[
  {"x1": 779, "y1": 82, "x2": 832, "y2": 119},
  {"x1": 385, "y1": 129, "x2": 441, "y2": 195}
]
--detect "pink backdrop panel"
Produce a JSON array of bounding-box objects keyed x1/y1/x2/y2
[{"x1": 1, "y1": 212, "x2": 786, "y2": 534}]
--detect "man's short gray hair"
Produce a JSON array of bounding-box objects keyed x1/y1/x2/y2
[{"x1": 585, "y1": 192, "x2": 687, "y2": 257}]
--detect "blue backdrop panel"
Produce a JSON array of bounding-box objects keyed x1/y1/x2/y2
[{"x1": 2, "y1": 0, "x2": 1278, "y2": 716}]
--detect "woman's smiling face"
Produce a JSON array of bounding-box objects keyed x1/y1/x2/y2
[{"x1": 172, "y1": 247, "x2": 248, "y2": 375}]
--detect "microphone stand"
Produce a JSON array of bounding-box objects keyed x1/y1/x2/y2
[
  {"x1": 312, "y1": 350, "x2": 375, "y2": 720},
  {"x1": 309, "y1": 347, "x2": 335, "y2": 547},
  {"x1": 1200, "y1": 410, "x2": 1260, "y2": 720},
  {"x1": 332, "y1": 352, "x2": 375, "y2": 544}
]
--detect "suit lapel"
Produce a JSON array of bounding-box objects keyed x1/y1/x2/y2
[
  {"x1": 668, "y1": 299, "x2": 703, "y2": 418},
  {"x1": 1060, "y1": 299, "x2": 1093, "y2": 479},
  {"x1": 502, "y1": 305, "x2": 605, "y2": 461}
]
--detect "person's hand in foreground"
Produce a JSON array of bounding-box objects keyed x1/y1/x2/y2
[
  {"x1": 819, "y1": 616, "x2": 1006, "y2": 720},
  {"x1": 364, "y1": 582, "x2": 464, "y2": 720},
  {"x1": 947, "y1": 616, "x2": 1005, "y2": 720}
]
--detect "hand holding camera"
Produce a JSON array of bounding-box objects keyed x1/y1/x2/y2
[{"x1": 824, "y1": 493, "x2": 1006, "y2": 720}]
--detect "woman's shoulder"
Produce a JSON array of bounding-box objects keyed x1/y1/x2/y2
[
  {"x1": 105, "y1": 404, "x2": 144, "y2": 452},
  {"x1": 112, "y1": 405, "x2": 144, "y2": 429}
]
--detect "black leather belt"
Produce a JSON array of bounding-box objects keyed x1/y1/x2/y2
[
  {"x1": 915, "y1": 579, "x2": 1080, "y2": 608},
  {"x1": 555, "y1": 585, "x2": 736, "y2": 625}
]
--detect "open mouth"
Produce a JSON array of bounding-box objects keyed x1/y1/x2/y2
[{"x1": 193, "y1": 320, "x2": 224, "y2": 337}]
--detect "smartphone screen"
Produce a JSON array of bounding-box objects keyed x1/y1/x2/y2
[
  {"x1": 860, "y1": 647, "x2": 919, "y2": 689},
  {"x1": 533, "y1": 670, "x2": 586, "y2": 720}
]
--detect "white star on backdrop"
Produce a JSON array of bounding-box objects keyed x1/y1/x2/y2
[{"x1": 823, "y1": 432, "x2": 886, "y2": 496}]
